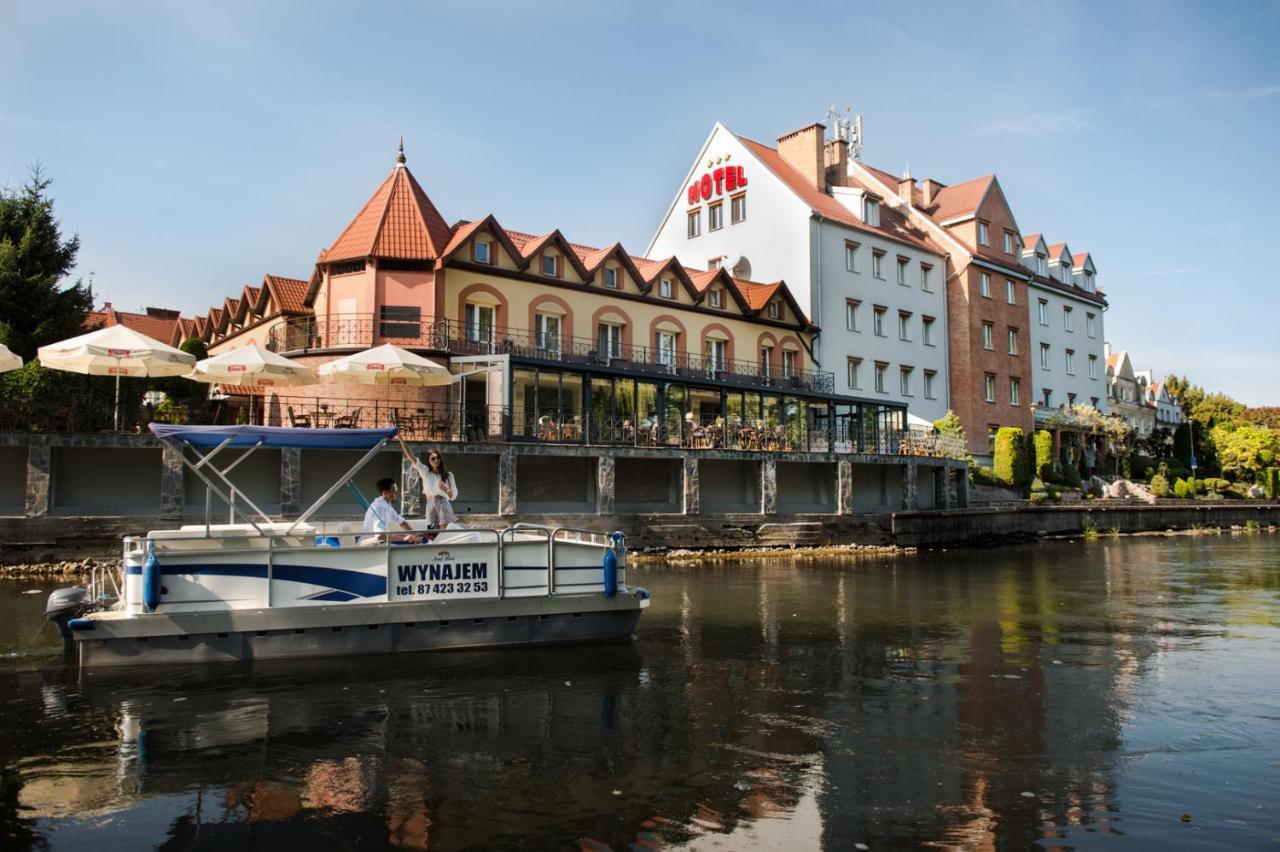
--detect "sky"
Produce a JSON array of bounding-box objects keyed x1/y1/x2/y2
[{"x1": 3, "y1": 0, "x2": 1279, "y2": 403}]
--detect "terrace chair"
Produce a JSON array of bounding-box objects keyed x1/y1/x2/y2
[
  {"x1": 332, "y1": 407, "x2": 361, "y2": 429},
  {"x1": 286, "y1": 405, "x2": 311, "y2": 429}
]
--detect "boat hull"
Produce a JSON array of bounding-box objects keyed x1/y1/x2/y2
[{"x1": 74, "y1": 590, "x2": 647, "y2": 668}]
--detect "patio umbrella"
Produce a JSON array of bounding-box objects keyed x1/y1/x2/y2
[
  {"x1": 37, "y1": 324, "x2": 196, "y2": 430},
  {"x1": 319, "y1": 343, "x2": 453, "y2": 426},
  {"x1": 0, "y1": 343, "x2": 22, "y2": 373},
  {"x1": 189, "y1": 343, "x2": 317, "y2": 389}
]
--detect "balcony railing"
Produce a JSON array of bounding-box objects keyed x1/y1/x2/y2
[{"x1": 266, "y1": 315, "x2": 836, "y2": 395}]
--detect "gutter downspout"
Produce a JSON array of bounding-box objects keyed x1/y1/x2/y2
[{"x1": 810, "y1": 212, "x2": 825, "y2": 367}]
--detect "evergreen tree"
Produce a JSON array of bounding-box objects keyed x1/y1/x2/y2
[{"x1": 0, "y1": 164, "x2": 90, "y2": 358}]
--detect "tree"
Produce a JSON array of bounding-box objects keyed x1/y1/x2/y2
[
  {"x1": 1240, "y1": 407, "x2": 1280, "y2": 430},
  {"x1": 933, "y1": 409, "x2": 970, "y2": 462},
  {"x1": 1211, "y1": 423, "x2": 1279, "y2": 481},
  {"x1": 0, "y1": 164, "x2": 90, "y2": 358},
  {"x1": 1191, "y1": 392, "x2": 1244, "y2": 429},
  {"x1": 1173, "y1": 422, "x2": 1192, "y2": 467}
]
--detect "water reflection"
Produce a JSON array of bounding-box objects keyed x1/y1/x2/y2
[{"x1": 1, "y1": 535, "x2": 1278, "y2": 849}]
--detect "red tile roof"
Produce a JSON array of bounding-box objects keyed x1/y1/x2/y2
[
  {"x1": 735, "y1": 135, "x2": 937, "y2": 253},
  {"x1": 1046, "y1": 242, "x2": 1070, "y2": 260},
  {"x1": 84, "y1": 303, "x2": 185, "y2": 343},
  {"x1": 263, "y1": 275, "x2": 309, "y2": 314},
  {"x1": 734, "y1": 279, "x2": 782, "y2": 311},
  {"x1": 925, "y1": 174, "x2": 993, "y2": 222},
  {"x1": 320, "y1": 163, "x2": 452, "y2": 264}
]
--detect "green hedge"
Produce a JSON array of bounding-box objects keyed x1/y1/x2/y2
[
  {"x1": 1033, "y1": 430, "x2": 1055, "y2": 480},
  {"x1": 1150, "y1": 474, "x2": 1170, "y2": 497},
  {"x1": 993, "y1": 427, "x2": 1031, "y2": 489}
]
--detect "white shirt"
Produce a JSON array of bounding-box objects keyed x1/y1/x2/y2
[
  {"x1": 363, "y1": 495, "x2": 406, "y2": 533},
  {"x1": 413, "y1": 461, "x2": 457, "y2": 501}
]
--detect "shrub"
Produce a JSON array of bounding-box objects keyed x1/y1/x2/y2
[
  {"x1": 1131, "y1": 455, "x2": 1157, "y2": 480},
  {"x1": 1265, "y1": 467, "x2": 1280, "y2": 500},
  {"x1": 1030, "y1": 476, "x2": 1047, "y2": 493},
  {"x1": 993, "y1": 427, "x2": 1031, "y2": 489},
  {"x1": 1174, "y1": 478, "x2": 1191, "y2": 499},
  {"x1": 1063, "y1": 464, "x2": 1082, "y2": 490},
  {"x1": 1150, "y1": 474, "x2": 1169, "y2": 497},
  {"x1": 1034, "y1": 430, "x2": 1054, "y2": 479},
  {"x1": 1029, "y1": 491, "x2": 1049, "y2": 505},
  {"x1": 972, "y1": 465, "x2": 999, "y2": 486},
  {"x1": 1120, "y1": 456, "x2": 1132, "y2": 480},
  {"x1": 1207, "y1": 477, "x2": 1231, "y2": 494}
]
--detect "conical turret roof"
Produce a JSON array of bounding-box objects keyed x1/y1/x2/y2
[{"x1": 320, "y1": 144, "x2": 452, "y2": 264}]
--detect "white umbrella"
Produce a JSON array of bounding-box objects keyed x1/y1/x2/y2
[
  {"x1": 189, "y1": 343, "x2": 316, "y2": 389},
  {"x1": 0, "y1": 343, "x2": 22, "y2": 373},
  {"x1": 319, "y1": 343, "x2": 453, "y2": 427},
  {"x1": 319, "y1": 343, "x2": 452, "y2": 387},
  {"x1": 38, "y1": 324, "x2": 196, "y2": 430}
]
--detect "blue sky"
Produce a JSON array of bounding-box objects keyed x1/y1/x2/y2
[{"x1": 3, "y1": 0, "x2": 1278, "y2": 403}]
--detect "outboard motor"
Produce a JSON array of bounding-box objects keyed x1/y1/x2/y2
[{"x1": 45, "y1": 586, "x2": 88, "y2": 653}]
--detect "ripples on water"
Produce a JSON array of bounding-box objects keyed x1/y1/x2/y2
[{"x1": 1, "y1": 535, "x2": 1278, "y2": 850}]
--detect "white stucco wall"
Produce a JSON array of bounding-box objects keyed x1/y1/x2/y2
[{"x1": 1028, "y1": 283, "x2": 1108, "y2": 414}]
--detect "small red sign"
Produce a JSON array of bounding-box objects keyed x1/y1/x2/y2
[
  {"x1": 107, "y1": 348, "x2": 133, "y2": 357},
  {"x1": 365, "y1": 364, "x2": 386, "y2": 371},
  {"x1": 390, "y1": 377, "x2": 407, "y2": 385},
  {"x1": 688, "y1": 165, "x2": 747, "y2": 205},
  {"x1": 257, "y1": 379, "x2": 274, "y2": 386},
  {"x1": 227, "y1": 364, "x2": 247, "y2": 372},
  {"x1": 107, "y1": 366, "x2": 128, "y2": 375}
]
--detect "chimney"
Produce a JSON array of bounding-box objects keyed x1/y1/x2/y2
[
  {"x1": 922, "y1": 178, "x2": 945, "y2": 209},
  {"x1": 824, "y1": 138, "x2": 848, "y2": 189},
  {"x1": 146, "y1": 307, "x2": 180, "y2": 319},
  {"x1": 777, "y1": 122, "x2": 826, "y2": 192},
  {"x1": 102, "y1": 301, "x2": 112, "y2": 311},
  {"x1": 897, "y1": 171, "x2": 915, "y2": 205}
]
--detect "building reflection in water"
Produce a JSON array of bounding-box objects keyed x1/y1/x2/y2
[{"x1": 6, "y1": 536, "x2": 1280, "y2": 849}]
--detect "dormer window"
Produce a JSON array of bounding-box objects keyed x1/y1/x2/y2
[
  {"x1": 862, "y1": 197, "x2": 880, "y2": 227},
  {"x1": 1003, "y1": 231, "x2": 1015, "y2": 254},
  {"x1": 709, "y1": 288, "x2": 723, "y2": 309},
  {"x1": 1036, "y1": 254, "x2": 1047, "y2": 276},
  {"x1": 603, "y1": 267, "x2": 618, "y2": 288},
  {"x1": 473, "y1": 239, "x2": 491, "y2": 264},
  {"x1": 1083, "y1": 271, "x2": 1094, "y2": 291},
  {"x1": 660, "y1": 277, "x2": 674, "y2": 299},
  {"x1": 977, "y1": 220, "x2": 989, "y2": 246},
  {"x1": 542, "y1": 254, "x2": 559, "y2": 277},
  {"x1": 768, "y1": 301, "x2": 780, "y2": 319}
]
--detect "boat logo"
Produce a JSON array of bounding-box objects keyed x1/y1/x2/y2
[{"x1": 434, "y1": 550, "x2": 452, "y2": 561}]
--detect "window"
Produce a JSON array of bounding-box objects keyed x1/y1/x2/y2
[
  {"x1": 984, "y1": 373, "x2": 996, "y2": 403},
  {"x1": 1063, "y1": 306, "x2": 1074, "y2": 332},
  {"x1": 768, "y1": 301, "x2": 780, "y2": 319},
  {"x1": 708, "y1": 202, "x2": 723, "y2": 231},
  {"x1": 761, "y1": 345, "x2": 773, "y2": 374},
  {"x1": 1007, "y1": 327, "x2": 1018, "y2": 355},
  {"x1": 1036, "y1": 254, "x2": 1047, "y2": 276},
  {"x1": 1088, "y1": 354, "x2": 1098, "y2": 379},
  {"x1": 1068, "y1": 392, "x2": 1077, "y2": 406},
  {"x1": 874, "y1": 362, "x2": 888, "y2": 393},
  {"x1": 535, "y1": 313, "x2": 562, "y2": 353},
  {"x1": 709, "y1": 288, "x2": 722, "y2": 308},
  {"x1": 1086, "y1": 312, "x2": 1097, "y2": 337},
  {"x1": 1006, "y1": 280, "x2": 1016, "y2": 304},
  {"x1": 845, "y1": 299, "x2": 860, "y2": 331},
  {"x1": 603, "y1": 267, "x2": 618, "y2": 289},
  {"x1": 872, "y1": 250, "x2": 885, "y2": 279},
  {"x1": 1083, "y1": 270, "x2": 1094, "y2": 292},
  {"x1": 473, "y1": 240, "x2": 491, "y2": 264},
  {"x1": 899, "y1": 311, "x2": 913, "y2": 341},
  {"x1": 731, "y1": 194, "x2": 746, "y2": 224},
  {"x1": 464, "y1": 302, "x2": 495, "y2": 345},
  {"x1": 542, "y1": 254, "x2": 559, "y2": 277},
  {"x1": 845, "y1": 242, "x2": 860, "y2": 272},
  {"x1": 977, "y1": 220, "x2": 989, "y2": 245},
  {"x1": 1009, "y1": 377, "x2": 1021, "y2": 406},
  {"x1": 1039, "y1": 342, "x2": 1050, "y2": 369},
  {"x1": 980, "y1": 272, "x2": 991, "y2": 298},
  {"x1": 705, "y1": 337, "x2": 726, "y2": 371},
  {"x1": 1065, "y1": 349, "x2": 1076, "y2": 374},
  {"x1": 1091, "y1": 396, "x2": 1099, "y2": 408},
  {"x1": 924, "y1": 370, "x2": 937, "y2": 399},
  {"x1": 330, "y1": 259, "x2": 365, "y2": 276},
  {"x1": 782, "y1": 349, "x2": 797, "y2": 377},
  {"x1": 900, "y1": 366, "x2": 913, "y2": 396},
  {"x1": 988, "y1": 425, "x2": 999, "y2": 452},
  {"x1": 707, "y1": 257, "x2": 721, "y2": 270},
  {"x1": 1004, "y1": 231, "x2": 1015, "y2": 254},
  {"x1": 1038, "y1": 299, "x2": 1048, "y2": 325},
  {"x1": 897, "y1": 257, "x2": 909, "y2": 285},
  {"x1": 656, "y1": 331, "x2": 676, "y2": 368},
  {"x1": 921, "y1": 264, "x2": 933, "y2": 292},
  {"x1": 598, "y1": 322, "x2": 623, "y2": 359},
  {"x1": 660, "y1": 277, "x2": 674, "y2": 299},
  {"x1": 873, "y1": 306, "x2": 886, "y2": 337},
  {"x1": 379, "y1": 305, "x2": 420, "y2": 338},
  {"x1": 687, "y1": 210, "x2": 701, "y2": 238},
  {"x1": 847, "y1": 357, "x2": 862, "y2": 389},
  {"x1": 982, "y1": 321, "x2": 994, "y2": 350},
  {"x1": 922, "y1": 316, "x2": 935, "y2": 345},
  {"x1": 1043, "y1": 388, "x2": 1053, "y2": 407},
  {"x1": 863, "y1": 197, "x2": 880, "y2": 227}
]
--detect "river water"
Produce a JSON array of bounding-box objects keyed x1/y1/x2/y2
[{"x1": 1, "y1": 535, "x2": 1278, "y2": 850}]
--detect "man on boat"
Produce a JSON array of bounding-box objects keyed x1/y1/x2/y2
[{"x1": 363, "y1": 478, "x2": 421, "y2": 543}]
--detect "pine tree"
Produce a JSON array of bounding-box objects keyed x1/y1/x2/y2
[{"x1": 0, "y1": 164, "x2": 90, "y2": 358}]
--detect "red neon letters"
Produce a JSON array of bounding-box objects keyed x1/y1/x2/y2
[{"x1": 688, "y1": 165, "x2": 747, "y2": 205}]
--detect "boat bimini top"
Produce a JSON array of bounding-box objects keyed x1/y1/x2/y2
[{"x1": 149, "y1": 423, "x2": 400, "y2": 536}]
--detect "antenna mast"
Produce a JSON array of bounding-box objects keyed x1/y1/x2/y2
[{"x1": 826, "y1": 105, "x2": 863, "y2": 161}]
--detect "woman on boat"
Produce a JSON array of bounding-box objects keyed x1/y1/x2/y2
[{"x1": 397, "y1": 434, "x2": 458, "y2": 528}]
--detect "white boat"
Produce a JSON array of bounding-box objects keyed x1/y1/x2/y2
[{"x1": 45, "y1": 425, "x2": 649, "y2": 668}]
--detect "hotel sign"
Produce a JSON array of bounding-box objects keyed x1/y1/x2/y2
[{"x1": 687, "y1": 165, "x2": 747, "y2": 205}]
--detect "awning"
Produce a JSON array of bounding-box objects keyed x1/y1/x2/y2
[{"x1": 149, "y1": 423, "x2": 398, "y2": 450}]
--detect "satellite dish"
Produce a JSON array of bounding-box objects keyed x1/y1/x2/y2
[{"x1": 730, "y1": 255, "x2": 752, "y2": 280}]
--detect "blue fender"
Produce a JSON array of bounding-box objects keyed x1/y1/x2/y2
[
  {"x1": 142, "y1": 540, "x2": 161, "y2": 613},
  {"x1": 602, "y1": 548, "x2": 618, "y2": 598}
]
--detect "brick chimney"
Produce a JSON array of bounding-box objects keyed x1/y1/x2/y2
[
  {"x1": 897, "y1": 173, "x2": 916, "y2": 205},
  {"x1": 922, "y1": 178, "x2": 945, "y2": 209},
  {"x1": 777, "y1": 122, "x2": 826, "y2": 191},
  {"x1": 824, "y1": 138, "x2": 848, "y2": 189}
]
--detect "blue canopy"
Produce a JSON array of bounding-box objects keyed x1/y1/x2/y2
[{"x1": 150, "y1": 423, "x2": 398, "y2": 450}]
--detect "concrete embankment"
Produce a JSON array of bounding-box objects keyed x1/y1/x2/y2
[{"x1": 3, "y1": 502, "x2": 1279, "y2": 564}]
